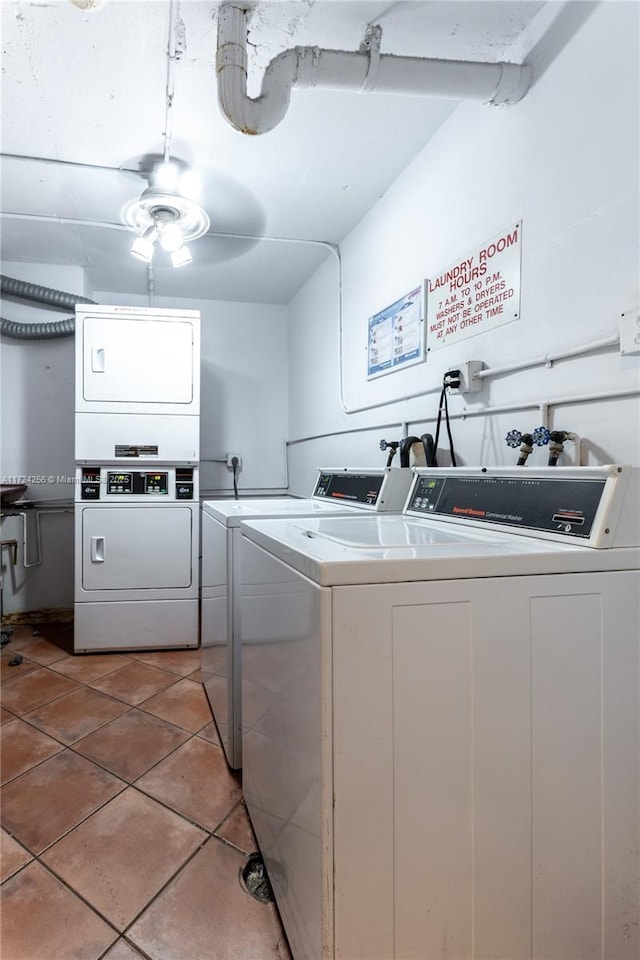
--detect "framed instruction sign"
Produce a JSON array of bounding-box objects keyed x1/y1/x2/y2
[
  {"x1": 367, "y1": 283, "x2": 425, "y2": 379},
  {"x1": 426, "y1": 222, "x2": 522, "y2": 351}
]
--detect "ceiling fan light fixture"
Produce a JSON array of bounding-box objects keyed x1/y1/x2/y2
[
  {"x1": 171, "y1": 245, "x2": 193, "y2": 268},
  {"x1": 159, "y1": 222, "x2": 184, "y2": 253},
  {"x1": 123, "y1": 178, "x2": 209, "y2": 268},
  {"x1": 130, "y1": 230, "x2": 155, "y2": 263}
]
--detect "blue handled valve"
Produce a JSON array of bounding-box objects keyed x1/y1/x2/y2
[
  {"x1": 532, "y1": 426, "x2": 551, "y2": 446},
  {"x1": 505, "y1": 429, "x2": 522, "y2": 448}
]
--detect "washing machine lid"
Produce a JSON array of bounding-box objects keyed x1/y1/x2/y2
[
  {"x1": 202, "y1": 497, "x2": 357, "y2": 526},
  {"x1": 240, "y1": 514, "x2": 640, "y2": 586}
]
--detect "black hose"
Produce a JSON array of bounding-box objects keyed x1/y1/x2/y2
[
  {"x1": 1, "y1": 316, "x2": 76, "y2": 339},
  {"x1": 0, "y1": 275, "x2": 97, "y2": 340},
  {"x1": 517, "y1": 434, "x2": 534, "y2": 466},
  {"x1": 1, "y1": 275, "x2": 96, "y2": 310},
  {"x1": 420, "y1": 433, "x2": 438, "y2": 467},
  {"x1": 399, "y1": 436, "x2": 421, "y2": 468}
]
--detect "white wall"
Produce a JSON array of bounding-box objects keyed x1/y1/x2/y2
[
  {"x1": 287, "y1": 3, "x2": 640, "y2": 495},
  {"x1": 1, "y1": 268, "x2": 288, "y2": 613}
]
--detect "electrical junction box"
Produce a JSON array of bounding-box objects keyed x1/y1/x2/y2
[
  {"x1": 445, "y1": 360, "x2": 484, "y2": 394},
  {"x1": 620, "y1": 309, "x2": 640, "y2": 357}
]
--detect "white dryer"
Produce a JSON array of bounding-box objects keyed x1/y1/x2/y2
[
  {"x1": 74, "y1": 465, "x2": 198, "y2": 652},
  {"x1": 239, "y1": 466, "x2": 640, "y2": 960},
  {"x1": 75, "y1": 305, "x2": 200, "y2": 465},
  {"x1": 201, "y1": 467, "x2": 414, "y2": 768}
]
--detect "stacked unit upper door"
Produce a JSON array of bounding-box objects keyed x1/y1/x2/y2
[{"x1": 75, "y1": 306, "x2": 200, "y2": 416}]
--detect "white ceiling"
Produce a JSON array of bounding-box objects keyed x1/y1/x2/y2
[{"x1": 1, "y1": 0, "x2": 545, "y2": 305}]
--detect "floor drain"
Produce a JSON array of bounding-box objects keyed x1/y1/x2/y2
[{"x1": 240, "y1": 852, "x2": 275, "y2": 903}]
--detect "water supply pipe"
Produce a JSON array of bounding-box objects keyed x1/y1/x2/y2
[{"x1": 216, "y1": 4, "x2": 532, "y2": 136}]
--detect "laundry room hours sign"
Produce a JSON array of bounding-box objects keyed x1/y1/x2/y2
[{"x1": 426, "y1": 222, "x2": 522, "y2": 351}]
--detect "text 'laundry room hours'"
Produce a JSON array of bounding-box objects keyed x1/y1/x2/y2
[{"x1": 426, "y1": 221, "x2": 522, "y2": 351}]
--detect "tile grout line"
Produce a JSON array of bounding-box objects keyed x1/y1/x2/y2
[
  {"x1": 3, "y1": 724, "x2": 240, "y2": 879},
  {"x1": 1, "y1": 641, "x2": 242, "y2": 872}
]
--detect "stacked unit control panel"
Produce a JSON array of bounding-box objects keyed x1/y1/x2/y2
[{"x1": 74, "y1": 305, "x2": 200, "y2": 652}]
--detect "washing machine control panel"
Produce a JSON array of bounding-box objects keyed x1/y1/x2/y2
[
  {"x1": 407, "y1": 472, "x2": 608, "y2": 539},
  {"x1": 313, "y1": 472, "x2": 384, "y2": 506},
  {"x1": 311, "y1": 468, "x2": 413, "y2": 511},
  {"x1": 78, "y1": 467, "x2": 196, "y2": 501}
]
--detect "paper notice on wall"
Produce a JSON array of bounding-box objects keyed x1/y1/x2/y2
[
  {"x1": 426, "y1": 222, "x2": 522, "y2": 352},
  {"x1": 367, "y1": 285, "x2": 424, "y2": 379}
]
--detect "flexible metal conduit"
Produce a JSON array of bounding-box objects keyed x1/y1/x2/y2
[
  {"x1": 1, "y1": 274, "x2": 97, "y2": 340},
  {"x1": 216, "y1": 4, "x2": 532, "y2": 136}
]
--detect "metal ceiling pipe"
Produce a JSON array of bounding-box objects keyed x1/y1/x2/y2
[{"x1": 216, "y1": 3, "x2": 532, "y2": 136}]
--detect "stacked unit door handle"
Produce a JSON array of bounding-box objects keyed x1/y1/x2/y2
[
  {"x1": 90, "y1": 536, "x2": 105, "y2": 563},
  {"x1": 91, "y1": 347, "x2": 105, "y2": 373}
]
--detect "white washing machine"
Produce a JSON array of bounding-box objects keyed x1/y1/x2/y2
[
  {"x1": 239, "y1": 466, "x2": 640, "y2": 960},
  {"x1": 201, "y1": 467, "x2": 414, "y2": 768}
]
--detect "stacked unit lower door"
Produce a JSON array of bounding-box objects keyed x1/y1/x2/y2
[{"x1": 75, "y1": 502, "x2": 198, "y2": 651}]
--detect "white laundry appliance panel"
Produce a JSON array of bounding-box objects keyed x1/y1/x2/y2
[
  {"x1": 79, "y1": 506, "x2": 193, "y2": 592},
  {"x1": 75, "y1": 412, "x2": 199, "y2": 464},
  {"x1": 75, "y1": 305, "x2": 200, "y2": 416},
  {"x1": 407, "y1": 464, "x2": 639, "y2": 548},
  {"x1": 74, "y1": 599, "x2": 199, "y2": 653},
  {"x1": 74, "y1": 466, "x2": 199, "y2": 652},
  {"x1": 239, "y1": 512, "x2": 639, "y2": 585},
  {"x1": 239, "y1": 465, "x2": 640, "y2": 960},
  {"x1": 310, "y1": 465, "x2": 413, "y2": 512},
  {"x1": 241, "y1": 546, "x2": 331, "y2": 960},
  {"x1": 200, "y1": 484, "x2": 400, "y2": 770}
]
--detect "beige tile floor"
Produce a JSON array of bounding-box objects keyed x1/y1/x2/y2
[{"x1": 0, "y1": 623, "x2": 291, "y2": 960}]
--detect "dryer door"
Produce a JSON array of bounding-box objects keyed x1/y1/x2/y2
[
  {"x1": 82, "y1": 316, "x2": 194, "y2": 405},
  {"x1": 81, "y1": 506, "x2": 193, "y2": 591}
]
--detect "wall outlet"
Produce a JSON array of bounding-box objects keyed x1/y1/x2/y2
[
  {"x1": 226, "y1": 454, "x2": 242, "y2": 468},
  {"x1": 445, "y1": 360, "x2": 484, "y2": 394},
  {"x1": 620, "y1": 309, "x2": 640, "y2": 357}
]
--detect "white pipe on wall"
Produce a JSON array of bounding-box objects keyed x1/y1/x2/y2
[
  {"x1": 215, "y1": 4, "x2": 532, "y2": 136},
  {"x1": 286, "y1": 386, "x2": 640, "y2": 449},
  {"x1": 474, "y1": 334, "x2": 620, "y2": 381}
]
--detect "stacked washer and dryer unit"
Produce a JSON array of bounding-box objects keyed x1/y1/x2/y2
[
  {"x1": 239, "y1": 464, "x2": 640, "y2": 960},
  {"x1": 74, "y1": 305, "x2": 200, "y2": 652}
]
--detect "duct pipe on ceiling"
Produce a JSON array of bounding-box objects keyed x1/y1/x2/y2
[{"x1": 216, "y1": 4, "x2": 532, "y2": 136}]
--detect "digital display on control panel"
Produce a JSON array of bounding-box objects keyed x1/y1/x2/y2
[
  {"x1": 107, "y1": 472, "x2": 133, "y2": 495},
  {"x1": 313, "y1": 472, "x2": 384, "y2": 506},
  {"x1": 106, "y1": 472, "x2": 168, "y2": 495},
  {"x1": 408, "y1": 475, "x2": 607, "y2": 538},
  {"x1": 145, "y1": 473, "x2": 168, "y2": 494}
]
